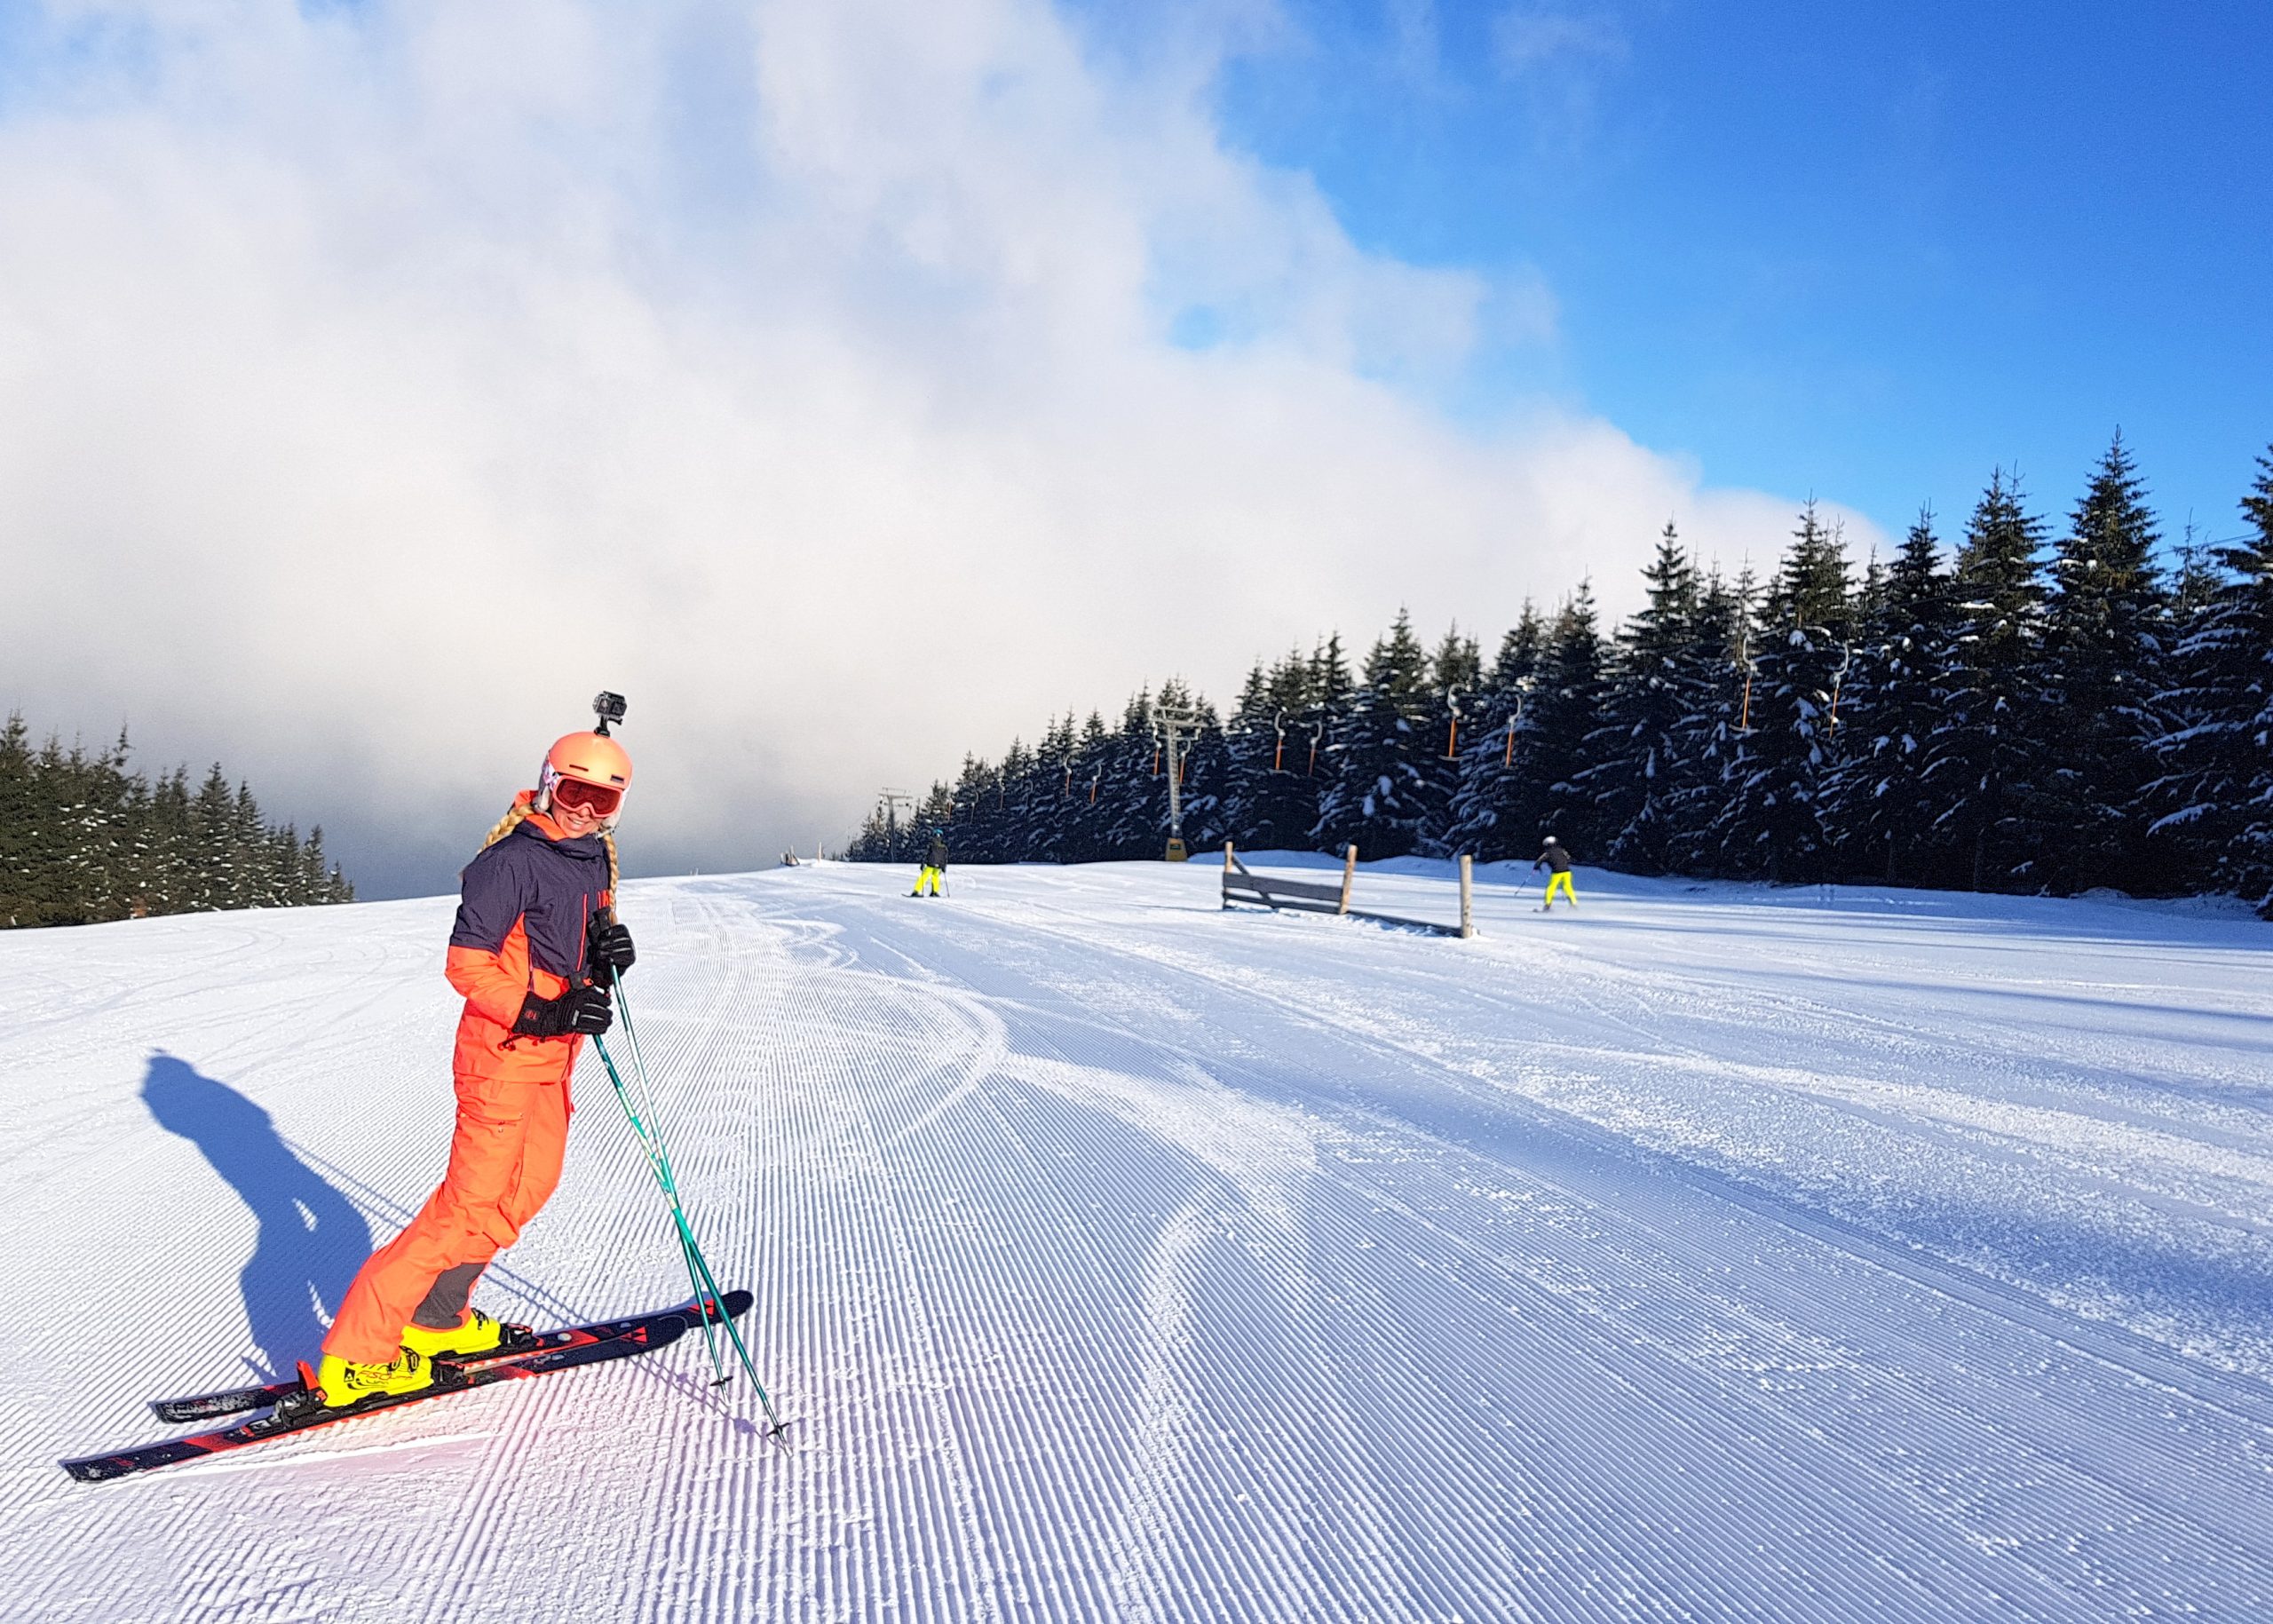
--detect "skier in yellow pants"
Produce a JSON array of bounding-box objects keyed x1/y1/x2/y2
[
  {"x1": 911, "y1": 828, "x2": 948, "y2": 897},
  {"x1": 1533, "y1": 835, "x2": 1577, "y2": 910}
]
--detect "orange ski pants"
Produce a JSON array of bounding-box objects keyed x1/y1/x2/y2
[{"x1": 321, "y1": 1070, "x2": 572, "y2": 1365}]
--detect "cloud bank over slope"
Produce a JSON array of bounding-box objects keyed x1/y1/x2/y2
[{"x1": 0, "y1": 0, "x2": 1875, "y2": 894}]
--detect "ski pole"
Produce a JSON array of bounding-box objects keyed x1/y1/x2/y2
[
  {"x1": 590, "y1": 1026, "x2": 784, "y2": 1437},
  {"x1": 606, "y1": 974, "x2": 783, "y2": 1432},
  {"x1": 606, "y1": 985, "x2": 762, "y2": 1402},
  {"x1": 587, "y1": 1032, "x2": 727, "y2": 1383},
  {"x1": 590, "y1": 976, "x2": 786, "y2": 1436}
]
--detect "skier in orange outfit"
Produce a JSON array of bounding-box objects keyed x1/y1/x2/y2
[{"x1": 312, "y1": 722, "x2": 638, "y2": 1408}]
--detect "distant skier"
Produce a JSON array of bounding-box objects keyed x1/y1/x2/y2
[
  {"x1": 1532, "y1": 835, "x2": 1578, "y2": 910},
  {"x1": 310, "y1": 722, "x2": 636, "y2": 1409},
  {"x1": 912, "y1": 828, "x2": 948, "y2": 897}
]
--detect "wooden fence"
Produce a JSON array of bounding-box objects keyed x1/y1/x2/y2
[{"x1": 1220, "y1": 843, "x2": 1475, "y2": 939}]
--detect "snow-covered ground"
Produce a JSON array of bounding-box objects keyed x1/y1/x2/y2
[{"x1": 5, "y1": 856, "x2": 2273, "y2": 1622}]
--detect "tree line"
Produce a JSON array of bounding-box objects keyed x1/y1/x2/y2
[
  {"x1": 1, "y1": 714, "x2": 355, "y2": 927},
  {"x1": 849, "y1": 436, "x2": 2273, "y2": 913}
]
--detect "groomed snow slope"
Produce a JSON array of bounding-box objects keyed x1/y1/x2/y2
[{"x1": 5, "y1": 858, "x2": 2273, "y2": 1622}]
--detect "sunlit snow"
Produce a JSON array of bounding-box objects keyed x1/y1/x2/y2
[{"x1": 5, "y1": 858, "x2": 2272, "y2": 1620}]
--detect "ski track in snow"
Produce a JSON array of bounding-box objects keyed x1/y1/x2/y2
[{"x1": 4, "y1": 860, "x2": 2273, "y2": 1620}]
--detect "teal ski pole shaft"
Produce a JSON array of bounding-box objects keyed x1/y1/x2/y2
[
  {"x1": 591, "y1": 976, "x2": 786, "y2": 1435},
  {"x1": 590, "y1": 1032, "x2": 729, "y2": 1385},
  {"x1": 607, "y1": 980, "x2": 782, "y2": 1428}
]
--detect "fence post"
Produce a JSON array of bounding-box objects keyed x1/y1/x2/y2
[
  {"x1": 1459, "y1": 853, "x2": 1476, "y2": 939},
  {"x1": 1222, "y1": 841, "x2": 1233, "y2": 909},
  {"x1": 1338, "y1": 844, "x2": 1358, "y2": 915}
]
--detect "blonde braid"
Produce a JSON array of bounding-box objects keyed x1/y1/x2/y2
[
  {"x1": 479, "y1": 797, "x2": 535, "y2": 853},
  {"x1": 602, "y1": 830, "x2": 620, "y2": 894}
]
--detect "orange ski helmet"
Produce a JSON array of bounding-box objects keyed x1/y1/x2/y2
[{"x1": 540, "y1": 729, "x2": 633, "y2": 815}]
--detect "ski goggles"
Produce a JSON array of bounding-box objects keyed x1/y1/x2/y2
[{"x1": 551, "y1": 777, "x2": 623, "y2": 817}]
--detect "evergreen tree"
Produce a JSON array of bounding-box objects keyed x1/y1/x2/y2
[
  {"x1": 1313, "y1": 611, "x2": 1432, "y2": 857},
  {"x1": 2167, "y1": 519, "x2": 2222, "y2": 627},
  {"x1": 0, "y1": 716, "x2": 353, "y2": 926},
  {"x1": 1444, "y1": 604, "x2": 1548, "y2": 859},
  {"x1": 2029, "y1": 432, "x2": 2169, "y2": 892},
  {"x1": 1098, "y1": 689, "x2": 1167, "y2": 859},
  {"x1": 1923, "y1": 470, "x2": 2051, "y2": 891},
  {"x1": 1010, "y1": 716, "x2": 1079, "y2": 864},
  {"x1": 1514, "y1": 586, "x2": 1609, "y2": 857},
  {"x1": 1221, "y1": 654, "x2": 1326, "y2": 851},
  {"x1": 951, "y1": 751, "x2": 1007, "y2": 862},
  {"x1": 1415, "y1": 625, "x2": 1482, "y2": 854},
  {"x1": 857, "y1": 444, "x2": 2273, "y2": 915},
  {"x1": 1824, "y1": 508, "x2": 1961, "y2": 885},
  {"x1": 1579, "y1": 525, "x2": 1710, "y2": 874},
  {"x1": 2148, "y1": 445, "x2": 2273, "y2": 907},
  {"x1": 1298, "y1": 634, "x2": 1356, "y2": 804},
  {"x1": 1661, "y1": 566, "x2": 1756, "y2": 875},
  {"x1": 1703, "y1": 504, "x2": 1853, "y2": 882},
  {"x1": 1058, "y1": 711, "x2": 1113, "y2": 860}
]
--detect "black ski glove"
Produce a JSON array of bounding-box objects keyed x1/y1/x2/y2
[
  {"x1": 588, "y1": 918, "x2": 636, "y2": 979},
  {"x1": 513, "y1": 984, "x2": 614, "y2": 1038}
]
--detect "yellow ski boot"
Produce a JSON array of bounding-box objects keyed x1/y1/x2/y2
[
  {"x1": 312, "y1": 1347, "x2": 436, "y2": 1409},
  {"x1": 400, "y1": 1308, "x2": 526, "y2": 1359}
]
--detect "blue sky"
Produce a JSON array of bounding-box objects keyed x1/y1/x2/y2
[{"x1": 1122, "y1": 0, "x2": 2273, "y2": 552}]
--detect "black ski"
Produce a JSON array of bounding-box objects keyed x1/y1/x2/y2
[
  {"x1": 67, "y1": 1311, "x2": 696, "y2": 1484},
  {"x1": 148, "y1": 1289, "x2": 753, "y2": 1424}
]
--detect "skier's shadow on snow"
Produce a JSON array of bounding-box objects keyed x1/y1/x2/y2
[{"x1": 140, "y1": 1054, "x2": 373, "y2": 1381}]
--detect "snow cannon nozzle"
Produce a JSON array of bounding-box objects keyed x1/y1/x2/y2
[{"x1": 591, "y1": 691, "x2": 628, "y2": 736}]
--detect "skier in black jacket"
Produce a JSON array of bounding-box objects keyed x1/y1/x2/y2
[
  {"x1": 1532, "y1": 835, "x2": 1577, "y2": 910},
  {"x1": 913, "y1": 829, "x2": 948, "y2": 897}
]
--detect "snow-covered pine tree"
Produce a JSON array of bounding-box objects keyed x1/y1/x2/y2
[
  {"x1": 1299, "y1": 633, "x2": 1357, "y2": 796},
  {"x1": 1220, "y1": 654, "x2": 1325, "y2": 851},
  {"x1": 185, "y1": 764, "x2": 235, "y2": 911},
  {"x1": 2147, "y1": 445, "x2": 2273, "y2": 907},
  {"x1": 1701, "y1": 503, "x2": 1853, "y2": 883},
  {"x1": 1577, "y1": 524, "x2": 1712, "y2": 874},
  {"x1": 842, "y1": 804, "x2": 891, "y2": 861},
  {"x1": 2, "y1": 717, "x2": 356, "y2": 923},
  {"x1": 1416, "y1": 625, "x2": 1482, "y2": 855},
  {"x1": 1099, "y1": 688, "x2": 1167, "y2": 858},
  {"x1": 915, "y1": 781, "x2": 958, "y2": 848},
  {"x1": 1311, "y1": 610, "x2": 1431, "y2": 857},
  {"x1": 1060, "y1": 711, "x2": 1113, "y2": 861},
  {"x1": 1521, "y1": 584, "x2": 1610, "y2": 858},
  {"x1": 1659, "y1": 566, "x2": 1753, "y2": 875},
  {"x1": 1015, "y1": 715, "x2": 1080, "y2": 863},
  {"x1": 2027, "y1": 433, "x2": 2169, "y2": 894},
  {"x1": 1823, "y1": 508, "x2": 1961, "y2": 886},
  {"x1": 1922, "y1": 470, "x2": 2051, "y2": 891},
  {"x1": 951, "y1": 752, "x2": 1005, "y2": 862},
  {"x1": 141, "y1": 765, "x2": 194, "y2": 912},
  {"x1": 986, "y1": 741, "x2": 1027, "y2": 861},
  {"x1": 301, "y1": 826, "x2": 352, "y2": 902},
  {"x1": 1218, "y1": 661, "x2": 1273, "y2": 847},
  {"x1": 1443, "y1": 604, "x2": 1546, "y2": 859},
  {"x1": 2167, "y1": 519, "x2": 2222, "y2": 628}
]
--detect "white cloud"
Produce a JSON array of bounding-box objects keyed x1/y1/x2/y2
[
  {"x1": 1491, "y1": 4, "x2": 1628, "y2": 74},
  {"x1": 0, "y1": 0, "x2": 1879, "y2": 895}
]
